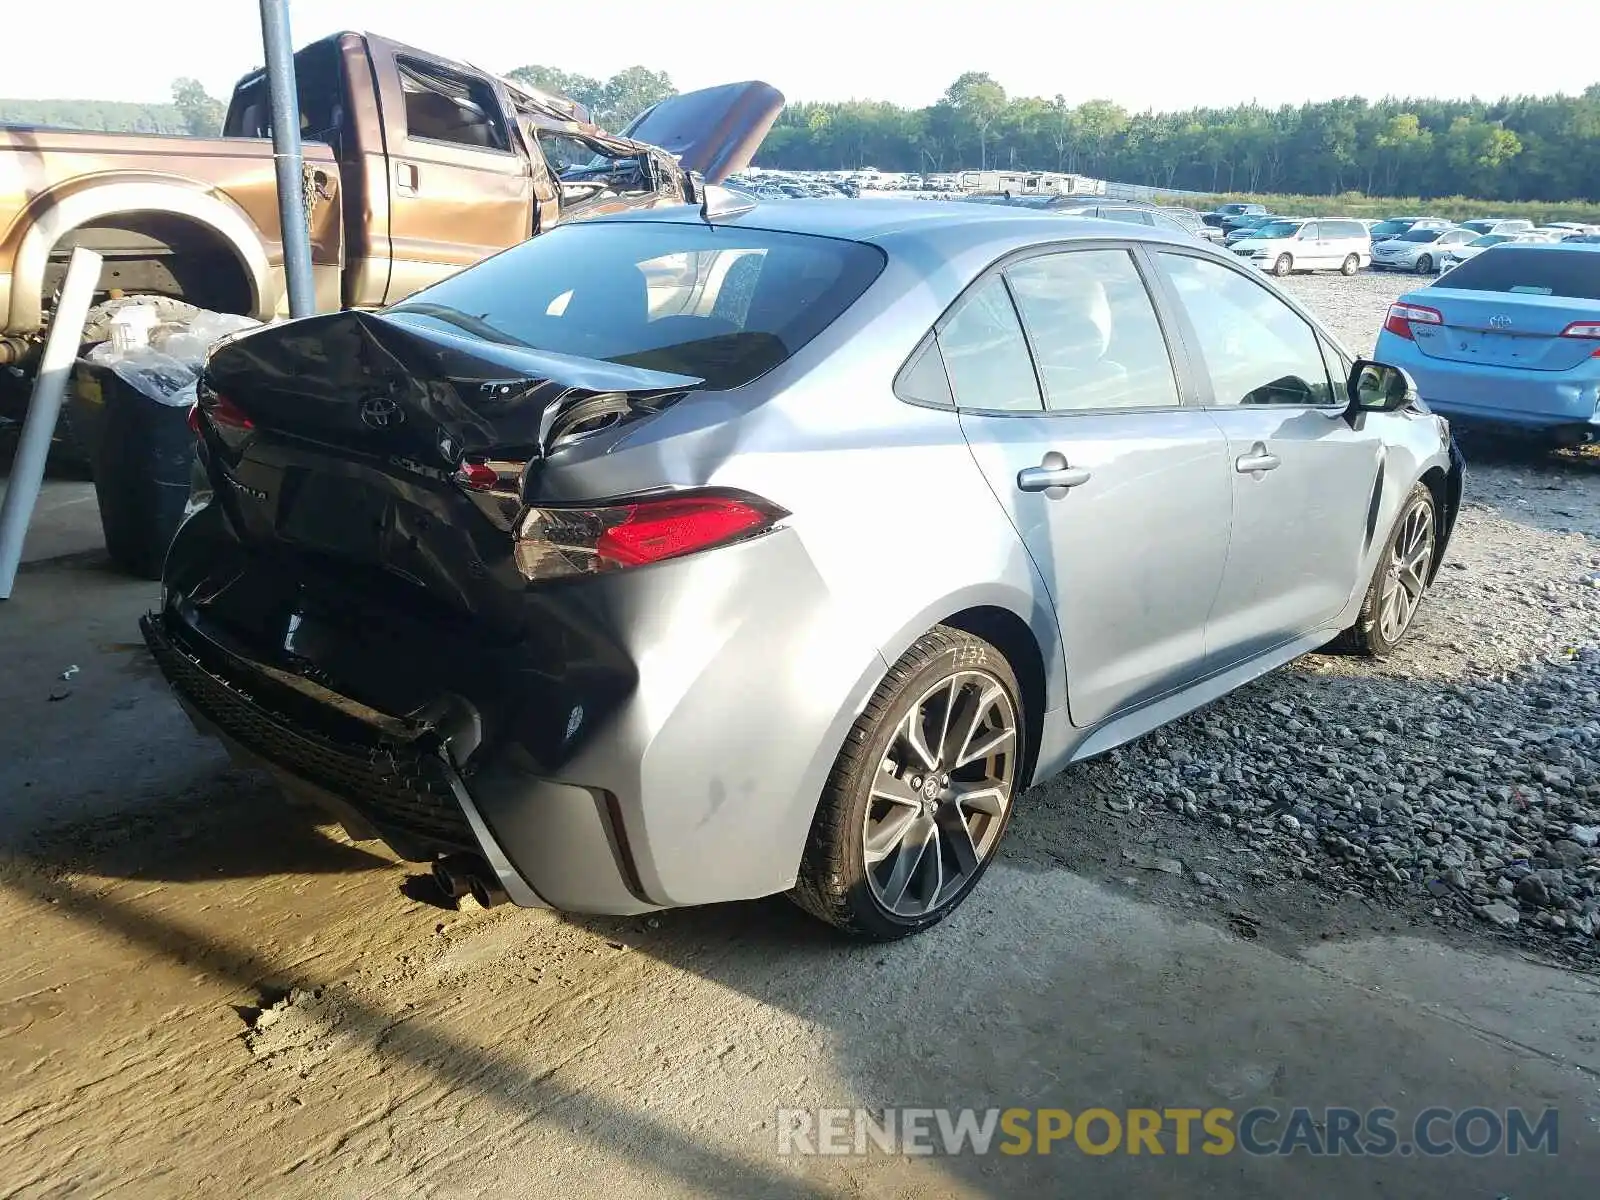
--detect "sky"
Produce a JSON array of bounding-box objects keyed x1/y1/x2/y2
[{"x1": 11, "y1": 0, "x2": 1595, "y2": 113}]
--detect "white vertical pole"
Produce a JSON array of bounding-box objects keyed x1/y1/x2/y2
[{"x1": 0, "y1": 246, "x2": 103, "y2": 598}]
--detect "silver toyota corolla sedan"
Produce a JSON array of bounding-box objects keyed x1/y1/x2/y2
[{"x1": 144, "y1": 198, "x2": 1463, "y2": 940}]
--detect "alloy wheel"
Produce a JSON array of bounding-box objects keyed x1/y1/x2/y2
[
  {"x1": 1341, "y1": 254, "x2": 1359, "y2": 276},
  {"x1": 1378, "y1": 497, "x2": 1435, "y2": 643},
  {"x1": 1416, "y1": 254, "x2": 1433, "y2": 274},
  {"x1": 863, "y1": 671, "x2": 1017, "y2": 918},
  {"x1": 1274, "y1": 254, "x2": 1292, "y2": 276}
]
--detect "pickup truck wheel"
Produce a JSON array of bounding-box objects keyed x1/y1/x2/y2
[
  {"x1": 79, "y1": 296, "x2": 202, "y2": 347},
  {"x1": 791, "y1": 626, "x2": 1024, "y2": 941}
]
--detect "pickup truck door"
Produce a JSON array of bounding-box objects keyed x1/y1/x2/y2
[{"x1": 368, "y1": 41, "x2": 533, "y2": 304}]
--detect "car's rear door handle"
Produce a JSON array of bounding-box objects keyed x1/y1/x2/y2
[
  {"x1": 1018, "y1": 452, "x2": 1092, "y2": 493},
  {"x1": 1235, "y1": 442, "x2": 1281, "y2": 474}
]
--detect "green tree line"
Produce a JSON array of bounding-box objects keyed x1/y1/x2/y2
[
  {"x1": 765, "y1": 73, "x2": 1600, "y2": 203},
  {"x1": 7, "y1": 66, "x2": 1598, "y2": 203}
]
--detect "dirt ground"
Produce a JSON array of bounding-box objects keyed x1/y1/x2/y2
[{"x1": 2, "y1": 274, "x2": 1599, "y2": 1196}]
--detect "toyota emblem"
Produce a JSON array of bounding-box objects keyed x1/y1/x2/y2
[
  {"x1": 360, "y1": 395, "x2": 403, "y2": 429},
  {"x1": 1488, "y1": 315, "x2": 1512, "y2": 329}
]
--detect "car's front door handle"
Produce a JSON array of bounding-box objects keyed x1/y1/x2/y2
[
  {"x1": 1017, "y1": 452, "x2": 1092, "y2": 493},
  {"x1": 1235, "y1": 443, "x2": 1281, "y2": 474}
]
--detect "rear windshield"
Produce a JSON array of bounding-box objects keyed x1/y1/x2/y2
[
  {"x1": 1369, "y1": 221, "x2": 1410, "y2": 237},
  {"x1": 1430, "y1": 246, "x2": 1600, "y2": 299},
  {"x1": 386, "y1": 222, "x2": 885, "y2": 390}
]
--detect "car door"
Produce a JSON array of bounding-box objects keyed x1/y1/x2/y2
[
  {"x1": 368, "y1": 44, "x2": 534, "y2": 304},
  {"x1": 1295, "y1": 221, "x2": 1326, "y2": 267},
  {"x1": 1148, "y1": 250, "x2": 1385, "y2": 668},
  {"x1": 933, "y1": 246, "x2": 1233, "y2": 729}
]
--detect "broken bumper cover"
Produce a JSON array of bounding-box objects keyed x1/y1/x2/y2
[{"x1": 140, "y1": 607, "x2": 655, "y2": 914}]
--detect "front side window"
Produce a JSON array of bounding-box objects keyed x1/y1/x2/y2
[
  {"x1": 1158, "y1": 253, "x2": 1336, "y2": 408},
  {"x1": 1299, "y1": 223, "x2": 1320, "y2": 240},
  {"x1": 398, "y1": 58, "x2": 510, "y2": 151},
  {"x1": 1006, "y1": 250, "x2": 1180, "y2": 412},
  {"x1": 937, "y1": 276, "x2": 1042, "y2": 412}
]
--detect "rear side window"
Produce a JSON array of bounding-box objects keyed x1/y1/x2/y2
[
  {"x1": 1006, "y1": 250, "x2": 1180, "y2": 411},
  {"x1": 1100, "y1": 208, "x2": 1153, "y2": 225},
  {"x1": 1325, "y1": 220, "x2": 1363, "y2": 239},
  {"x1": 398, "y1": 57, "x2": 510, "y2": 151},
  {"x1": 938, "y1": 276, "x2": 1043, "y2": 412},
  {"x1": 388, "y1": 222, "x2": 885, "y2": 390},
  {"x1": 1430, "y1": 247, "x2": 1600, "y2": 299}
]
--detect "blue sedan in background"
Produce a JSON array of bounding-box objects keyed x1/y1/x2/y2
[{"x1": 1373, "y1": 243, "x2": 1600, "y2": 447}]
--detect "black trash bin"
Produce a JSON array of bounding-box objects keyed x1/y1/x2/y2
[{"x1": 67, "y1": 360, "x2": 196, "y2": 580}]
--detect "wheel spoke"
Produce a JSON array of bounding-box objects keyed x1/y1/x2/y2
[
  {"x1": 869, "y1": 770, "x2": 923, "y2": 811},
  {"x1": 897, "y1": 707, "x2": 939, "y2": 772},
  {"x1": 879, "y1": 819, "x2": 937, "y2": 914},
  {"x1": 956, "y1": 726, "x2": 1013, "y2": 769},
  {"x1": 948, "y1": 684, "x2": 996, "y2": 767},
  {"x1": 865, "y1": 805, "x2": 920, "y2": 864},
  {"x1": 954, "y1": 783, "x2": 1008, "y2": 816},
  {"x1": 937, "y1": 807, "x2": 981, "y2": 876}
]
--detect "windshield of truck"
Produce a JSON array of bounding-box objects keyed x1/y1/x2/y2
[{"x1": 387, "y1": 221, "x2": 886, "y2": 390}]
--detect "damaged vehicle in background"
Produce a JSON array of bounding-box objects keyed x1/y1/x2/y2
[
  {"x1": 0, "y1": 30, "x2": 782, "y2": 409},
  {"x1": 142, "y1": 201, "x2": 1461, "y2": 940}
]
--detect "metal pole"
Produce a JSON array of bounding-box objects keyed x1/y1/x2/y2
[
  {"x1": 259, "y1": 0, "x2": 316, "y2": 318},
  {"x1": 0, "y1": 248, "x2": 103, "y2": 599}
]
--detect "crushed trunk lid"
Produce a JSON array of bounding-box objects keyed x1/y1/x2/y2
[{"x1": 203, "y1": 309, "x2": 701, "y2": 467}]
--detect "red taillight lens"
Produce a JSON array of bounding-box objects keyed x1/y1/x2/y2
[
  {"x1": 209, "y1": 393, "x2": 254, "y2": 431},
  {"x1": 1382, "y1": 302, "x2": 1444, "y2": 341},
  {"x1": 1559, "y1": 320, "x2": 1600, "y2": 345},
  {"x1": 514, "y1": 490, "x2": 787, "y2": 581},
  {"x1": 455, "y1": 461, "x2": 500, "y2": 491}
]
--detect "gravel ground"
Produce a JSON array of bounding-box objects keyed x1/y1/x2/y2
[{"x1": 1028, "y1": 267, "x2": 1600, "y2": 964}]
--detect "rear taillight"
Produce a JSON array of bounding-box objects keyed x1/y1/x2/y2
[
  {"x1": 1559, "y1": 321, "x2": 1600, "y2": 351},
  {"x1": 513, "y1": 490, "x2": 788, "y2": 581},
  {"x1": 1383, "y1": 302, "x2": 1443, "y2": 341}
]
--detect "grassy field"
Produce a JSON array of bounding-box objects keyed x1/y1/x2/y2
[{"x1": 1172, "y1": 191, "x2": 1600, "y2": 224}]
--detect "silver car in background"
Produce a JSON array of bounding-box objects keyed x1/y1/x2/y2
[
  {"x1": 1371, "y1": 226, "x2": 1478, "y2": 273},
  {"x1": 143, "y1": 200, "x2": 1462, "y2": 940}
]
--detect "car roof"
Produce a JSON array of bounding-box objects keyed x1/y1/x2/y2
[{"x1": 585, "y1": 197, "x2": 1201, "y2": 253}]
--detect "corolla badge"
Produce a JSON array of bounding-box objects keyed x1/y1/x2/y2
[
  {"x1": 360, "y1": 395, "x2": 404, "y2": 429},
  {"x1": 1488, "y1": 315, "x2": 1513, "y2": 329}
]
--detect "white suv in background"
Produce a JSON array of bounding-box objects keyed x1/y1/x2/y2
[{"x1": 1229, "y1": 218, "x2": 1372, "y2": 277}]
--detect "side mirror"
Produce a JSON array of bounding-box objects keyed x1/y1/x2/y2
[{"x1": 1347, "y1": 359, "x2": 1419, "y2": 414}]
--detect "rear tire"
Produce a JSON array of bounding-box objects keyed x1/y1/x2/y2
[
  {"x1": 1331, "y1": 483, "x2": 1437, "y2": 657},
  {"x1": 79, "y1": 295, "x2": 202, "y2": 346},
  {"x1": 1272, "y1": 254, "x2": 1293, "y2": 277},
  {"x1": 1415, "y1": 254, "x2": 1434, "y2": 274},
  {"x1": 1341, "y1": 254, "x2": 1360, "y2": 276},
  {"x1": 791, "y1": 626, "x2": 1025, "y2": 940}
]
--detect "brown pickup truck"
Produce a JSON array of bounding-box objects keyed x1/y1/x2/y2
[{"x1": 0, "y1": 30, "x2": 781, "y2": 372}]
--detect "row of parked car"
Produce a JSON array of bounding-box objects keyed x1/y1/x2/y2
[{"x1": 1208, "y1": 203, "x2": 1600, "y2": 277}]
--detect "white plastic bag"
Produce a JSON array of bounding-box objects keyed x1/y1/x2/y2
[{"x1": 86, "y1": 343, "x2": 198, "y2": 407}]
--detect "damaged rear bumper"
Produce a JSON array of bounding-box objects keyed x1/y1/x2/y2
[{"x1": 141, "y1": 607, "x2": 657, "y2": 914}]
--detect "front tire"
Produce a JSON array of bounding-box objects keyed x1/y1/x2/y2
[
  {"x1": 1415, "y1": 254, "x2": 1434, "y2": 274},
  {"x1": 1341, "y1": 254, "x2": 1360, "y2": 276},
  {"x1": 791, "y1": 626, "x2": 1025, "y2": 940},
  {"x1": 1335, "y1": 483, "x2": 1438, "y2": 657},
  {"x1": 1272, "y1": 254, "x2": 1293, "y2": 277}
]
